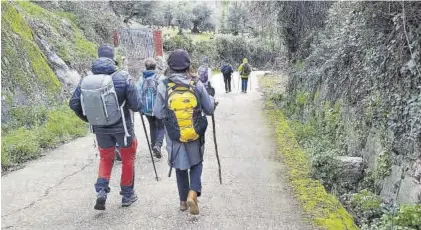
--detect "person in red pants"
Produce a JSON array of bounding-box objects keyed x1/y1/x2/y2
[{"x1": 69, "y1": 44, "x2": 141, "y2": 210}]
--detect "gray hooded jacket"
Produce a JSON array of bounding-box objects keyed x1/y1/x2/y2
[{"x1": 154, "y1": 73, "x2": 215, "y2": 170}]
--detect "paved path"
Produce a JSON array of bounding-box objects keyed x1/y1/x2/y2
[{"x1": 1, "y1": 72, "x2": 315, "y2": 230}]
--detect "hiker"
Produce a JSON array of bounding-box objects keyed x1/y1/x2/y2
[
  {"x1": 137, "y1": 57, "x2": 166, "y2": 159},
  {"x1": 220, "y1": 61, "x2": 234, "y2": 93},
  {"x1": 154, "y1": 49, "x2": 216, "y2": 215},
  {"x1": 198, "y1": 56, "x2": 211, "y2": 88},
  {"x1": 238, "y1": 58, "x2": 252, "y2": 93},
  {"x1": 69, "y1": 44, "x2": 141, "y2": 210}
]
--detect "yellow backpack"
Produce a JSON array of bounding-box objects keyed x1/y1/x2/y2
[{"x1": 164, "y1": 79, "x2": 208, "y2": 142}]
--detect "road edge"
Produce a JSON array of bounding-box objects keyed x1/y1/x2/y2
[{"x1": 260, "y1": 74, "x2": 359, "y2": 230}]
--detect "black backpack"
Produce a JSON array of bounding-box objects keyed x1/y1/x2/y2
[
  {"x1": 241, "y1": 63, "x2": 251, "y2": 75},
  {"x1": 221, "y1": 64, "x2": 232, "y2": 75}
]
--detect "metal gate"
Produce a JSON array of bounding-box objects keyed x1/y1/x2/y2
[
  {"x1": 114, "y1": 28, "x2": 163, "y2": 78},
  {"x1": 118, "y1": 28, "x2": 155, "y2": 60}
]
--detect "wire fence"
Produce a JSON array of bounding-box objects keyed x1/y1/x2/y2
[{"x1": 118, "y1": 28, "x2": 155, "y2": 60}]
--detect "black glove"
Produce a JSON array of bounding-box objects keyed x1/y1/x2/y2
[{"x1": 206, "y1": 86, "x2": 215, "y2": 97}]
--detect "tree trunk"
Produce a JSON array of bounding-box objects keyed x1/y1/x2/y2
[{"x1": 191, "y1": 23, "x2": 200, "y2": 33}]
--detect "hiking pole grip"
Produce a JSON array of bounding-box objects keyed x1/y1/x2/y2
[
  {"x1": 211, "y1": 114, "x2": 222, "y2": 185},
  {"x1": 140, "y1": 114, "x2": 159, "y2": 181}
]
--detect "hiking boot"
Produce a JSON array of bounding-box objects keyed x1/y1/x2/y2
[
  {"x1": 180, "y1": 201, "x2": 188, "y2": 211},
  {"x1": 94, "y1": 190, "x2": 107, "y2": 210},
  {"x1": 122, "y1": 193, "x2": 138, "y2": 207},
  {"x1": 152, "y1": 146, "x2": 162, "y2": 159},
  {"x1": 187, "y1": 190, "x2": 199, "y2": 215}
]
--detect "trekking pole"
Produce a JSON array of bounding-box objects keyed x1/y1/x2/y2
[
  {"x1": 249, "y1": 75, "x2": 252, "y2": 92},
  {"x1": 211, "y1": 113, "x2": 222, "y2": 184},
  {"x1": 89, "y1": 125, "x2": 99, "y2": 159},
  {"x1": 238, "y1": 73, "x2": 241, "y2": 92},
  {"x1": 140, "y1": 114, "x2": 159, "y2": 181}
]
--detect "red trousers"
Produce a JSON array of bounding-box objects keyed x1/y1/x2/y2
[{"x1": 98, "y1": 138, "x2": 137, "y2": 187}]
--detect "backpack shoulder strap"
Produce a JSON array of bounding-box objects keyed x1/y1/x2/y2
[
  {"x1": 163, "y1": 78, "x2": 169, "y2": 86},
  {"x1": 190, "y1": 79, "x2": 203, "y2": 110},
  {"x1": 153, "y1": 73, "x2": 161, "y2": 84}
]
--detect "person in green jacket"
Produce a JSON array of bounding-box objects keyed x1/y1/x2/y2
[{"x1": 237, "y1": 58, "x2": 252, "y2": 93}]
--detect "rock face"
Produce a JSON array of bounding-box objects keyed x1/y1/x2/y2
[
  {"x1": 337, "y1": 156, "x2": 364, "y2": 182},
  {"x1": 380, "y1": 162, "x2": 421, "y2": 205},
  {"x1": 1, "y1": 1, "x2": 62, "y2": 126},
  {"x1": 335, "y1": 156, "x2": 364, "y2": 192},
  {"x1": 281, "y1": 1, "x2": 421, "y2": 209},
  {"x1": 380, "y1": 165, "x2": 403, "y2": 203},
  {"x1": 1, "y1": 1, "x2": 120, "y2": 129},
  {"x1": 35, "y1": 36, "x2": 81, "y2": 93},
  {"x1": 33, "y1": 1, "x2": 120, "y2": 45}
]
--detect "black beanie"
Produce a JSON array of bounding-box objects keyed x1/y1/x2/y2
[
  {"x1": 167, "y1": 49, "x2": 191, "y2": 71},
  {"x1": 98, "y1": 44, "x2": 115, "y2": 60}
]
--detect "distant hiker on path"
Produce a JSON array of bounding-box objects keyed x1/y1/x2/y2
[
  {"x1": 220, "y1": 61, "x2": 234, "y2": 93},
  {"x1": 154, "y1": 49, "x2": 216, "y2": 215},
  {"x1": 137, "y1": 58, "x2": 166, "y2": 159},
  {"x1": 69, "y1": 44, "x2": 141, "y2": 210},
  {"x1": 198, "y1": 56, "x2": 211, "y2": 88},
  {"x1": 238, "y1": 58, "x2": 252, "y2": 93}
]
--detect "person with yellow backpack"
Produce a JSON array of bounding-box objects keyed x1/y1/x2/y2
[
  {"x1": 238, "y1": 58, "x2": 252, "y2": 93},
  {"x1": 154, "y1": 49, "x2": 216, "y2": 215}
]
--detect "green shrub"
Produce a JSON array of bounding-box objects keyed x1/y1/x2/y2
[
  {"x1": 363, "y1": 204, "x2": 421, "y2": 230},
  {"x1": 349, "y1": 189, "x2": 383, "y2": 225},
  {"x1": 392, "y1": 205, "x2": 421, "y2": 229},
  {"x1": 1, "y1": 127, "x2": 41, "y2": 167},
  {"x1": 1, "y1": 105, "x2": 88, "y2": 171},
  {"x1": 163, "y1": 34, "x2": 194, "y2": 54},
  {"x1": 164, "y1": 33, "x2": 278, "y2": 68}
]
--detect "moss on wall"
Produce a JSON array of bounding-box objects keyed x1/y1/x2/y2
[
  {"x1": 1, "y1": 1, "x2": 95, "y2": 172},
  {"x1": 2, "y1": 1, "x2": 60, "y2": 95},
  {"x1": 261, "y1": 76, "x2": 358, "y2": 229},
  {"x1": 15, "y1": 1, "x2": 98, "y2": 65}
]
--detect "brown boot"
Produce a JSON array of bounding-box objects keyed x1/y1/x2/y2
[
  {"x1": 187, "y1": 190, "x2": 199, "y2": 215},
  {"x1": 179, "y1": 201, "x2": 187, "y2": 211}
]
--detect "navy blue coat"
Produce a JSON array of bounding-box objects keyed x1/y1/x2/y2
[{"x1": 69, "y1": 57, "x2": 141, "y2": 134}]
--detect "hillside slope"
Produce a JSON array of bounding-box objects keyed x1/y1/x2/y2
[{"x1": 1, "y1": 1, "x2": 118, "y2": 172}]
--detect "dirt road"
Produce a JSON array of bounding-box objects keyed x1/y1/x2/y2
[{"x1": 1, "y1": 71, "x2": 315, "y2": 229}]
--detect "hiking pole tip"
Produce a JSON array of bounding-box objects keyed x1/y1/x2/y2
[{"x1": 140, "y1": 114, "x2": 159, "y2": 181}]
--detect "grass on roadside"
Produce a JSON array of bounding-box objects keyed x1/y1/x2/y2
[
  {"x1": 1, "y1": 105, "x2": 88, "y2": 171},
  {"x1": 261, "y1": 75, "x2": 358, "y2": 230},
  {"x1": 212, "y1": 69, "x2": 221, "y2": 75},
  {"x1": 162, "y1": 27, "x2": 212, "y2": 43}
]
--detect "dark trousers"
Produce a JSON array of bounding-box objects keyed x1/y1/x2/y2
[
  {"x1": 145, "y1": 115, "x2": 165, "y2": 148},
  {"x1": 176, "y1": 163, "x2": 203, "y2": 201},
  {"x1": 223, "y1": 74, "x2": 232, "y2": 92},
  {"x1": 241, "y1": 78, "x2": 249, "y2": 92}
]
